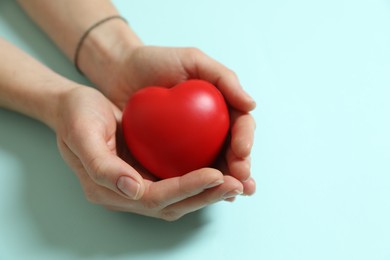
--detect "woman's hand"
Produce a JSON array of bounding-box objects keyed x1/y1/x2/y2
[
  {"x1": 91, "y1": 46, "x2": 257, "y2": 196},
  {"x1": 54, "y1": 86, "x2": 243, "y2": 220}
]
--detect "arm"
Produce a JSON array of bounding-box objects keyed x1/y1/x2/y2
[
  {"x1": 0, "y1": 38, "x2": 73, "y2": 129},
  {"x1": 16, "y1": 0, "x2": 142, "y2": 92}
]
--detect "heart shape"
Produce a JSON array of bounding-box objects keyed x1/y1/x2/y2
[{"x1": 122, "y1": 80, "x2": 230, "y2": 179}]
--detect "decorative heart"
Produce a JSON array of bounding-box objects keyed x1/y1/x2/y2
[{"x1": 122, "y1": 80, "x2": 230, "y2": 179}]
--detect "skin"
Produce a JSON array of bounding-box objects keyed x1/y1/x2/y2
[{"x1": 1, "y1": 0, "x2": 257, "y2": 221}]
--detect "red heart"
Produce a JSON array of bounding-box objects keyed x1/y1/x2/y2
[{"x1": 122, "y1": 80, "x2": 230, "y2": 179}]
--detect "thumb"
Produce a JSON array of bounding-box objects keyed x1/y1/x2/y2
[
  {"x1": 85, "y1": 152, "x2": 145, "y2": 200},
  {"x1": 73, "y1": 133, "x2": 145, "y2": 200}
]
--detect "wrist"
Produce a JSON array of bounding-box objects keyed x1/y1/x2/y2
[
  {"x1": 76, "y1": 18, "x2": 143, "y2": 93},
  {"x1": 40, "y1": 80, "x2": 80, "y2": 130}
]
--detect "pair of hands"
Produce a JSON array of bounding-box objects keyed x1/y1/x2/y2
[{"x1": 55, "y1": 46, "x2": 256, "y2": 221}]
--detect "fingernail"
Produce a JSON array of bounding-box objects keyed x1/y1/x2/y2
[
  {"x1": 117, "y1": 176, "x2": 141, "y2": 200},
  {"x1": 222, "y1": 189, "x2": 243, "y2": 199},
  {"x1": 205, "y1": 179, "x2": 224, "y2": 189}
]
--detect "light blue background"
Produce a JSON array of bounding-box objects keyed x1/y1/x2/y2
[{"x1": 1, "y1": 0, "x2": 390, "y2": 259}]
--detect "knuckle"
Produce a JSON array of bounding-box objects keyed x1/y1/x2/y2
[
  {"x1": 188, "y1": 46, "x2": 201, "y2": 54},
  {"x1": 87, "y1": 156, "x2": 107, "y2": 185},
  {"x1": 142, "y1": 198, "x2": 162, "y2": 210},
  {"x1": 227, "y1": 69, "x2": 239, "y2": 80},
  {"x1": 160, "y1": 210, "x2": 182, "y2": 222},
  {"x1": 186, "y1": 47, "x2": 203, "y2": 58},
  {"x1": 83, "y1": 186, "x2": 100, "y2": 205}
]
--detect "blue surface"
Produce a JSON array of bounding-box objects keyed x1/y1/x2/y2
[{"x1": 1, "y1": 0, "x2": 390, "y2": 259}]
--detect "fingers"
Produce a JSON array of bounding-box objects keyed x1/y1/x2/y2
[
  {"x1": 181, "y1": 48, "x2": 256, "y2": 112},
  {"x1": 242, "y1": 177, "x2": 256, "y2": 196},
  {"x1": 78, "y1": 140, "x2": 251, "y2": 220},
  {"x1": 143, "y1": 168, "x2": 224, "y2": 209},
  {"x1": 218, "y1": 152, "x2": 255, "y2": 196},
  {"x1": 67, "y1": 130, "x2": 145, "y2": 200},
  {"x1": 86, "y1": 145, "x2": 144, "y2": 200},
  {"x1": 64, "y1": 159, "x2": 244, "y2": 221},
  {"x1": 230, "y1": 110, "x2": 256, "y2": 158},
  {"x1": 181, "y1": 48, "x2": 257, "y2": 198},
  {"x1": 58, "y1": 135, "x2": 145, "y2": 202},
  {"x1": 159, "y1": 175, "x2": 243, "y2": 221},
  {"x1": 226, "y1": 147, "x2": 251, "y2": 182},
  {"x1": 224, "y1": 110, "x2": 255, "y2": 182}
]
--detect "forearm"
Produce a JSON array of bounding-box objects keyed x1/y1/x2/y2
[
  {"x1": 0, "y1": 38, "x2": 75, "y2": 129},
  {"x1": 17, "y1": 0, "x2": 143, "y2": 90}
]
